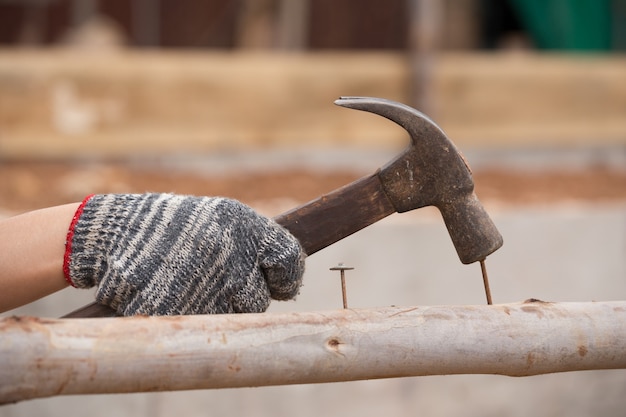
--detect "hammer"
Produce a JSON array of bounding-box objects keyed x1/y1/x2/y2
[{"x1": 64, "y1": 97, "x2": 502, "y2": 318}]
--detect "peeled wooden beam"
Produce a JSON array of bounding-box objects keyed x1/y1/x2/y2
[{"x1": 1, "y1": 300, "x2": 625, "y2": 404}]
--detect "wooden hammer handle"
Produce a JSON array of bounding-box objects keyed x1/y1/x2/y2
[
  {"x1": 63, "y1": 174, "x2": 395, "y2": 318},
  {"x1": 276, "y1": 172, "x2": 394, "y2": 256}
]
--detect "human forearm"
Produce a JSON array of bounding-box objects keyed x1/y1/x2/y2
[{"x1": 0, "y1": 203, "x2": 79, "y2": 312}]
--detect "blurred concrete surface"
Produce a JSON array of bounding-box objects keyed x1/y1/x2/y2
[{"x1": 2, "y1": 199, "x2": 625, "y2": 417}]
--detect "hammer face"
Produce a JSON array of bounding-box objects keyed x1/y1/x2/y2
[{"x1": 439, "y1": 194, "x2": 504, "y2": 264}]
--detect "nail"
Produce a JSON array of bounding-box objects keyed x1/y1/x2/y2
[
  {"x1": 480, "y1": 259, "x2": 493, "y2": 305},
  {"x1": 330, "y1": 263, "x2": 354, "y2": 309}
]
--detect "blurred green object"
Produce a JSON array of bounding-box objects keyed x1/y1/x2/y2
[{"x1": 510, "y1": 0, "x2": 613, "y2": 50}]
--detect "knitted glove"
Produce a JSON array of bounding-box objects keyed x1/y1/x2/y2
[{"x1": 63, "y1": 193, "x2": 305, "y2": 316}]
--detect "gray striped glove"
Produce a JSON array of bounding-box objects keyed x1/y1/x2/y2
[{"x1": 63, "y1": 193, "x2": 305, "y2": 316}]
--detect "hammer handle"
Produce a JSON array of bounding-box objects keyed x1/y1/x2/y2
[
  {"x1": 276, "y1": 172, "x2": 394, "y2": 256},
  {"x1": 63, "y1": 173, "x2": 395, "y2": 318}
]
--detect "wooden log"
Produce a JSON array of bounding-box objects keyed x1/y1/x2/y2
[{"x1": 1, "y1": 300, "x2": 625, "y2": 404}]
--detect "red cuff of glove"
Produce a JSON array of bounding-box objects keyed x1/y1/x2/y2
[{"x1": 63, "y1": 194, "x2": 95, "y2": 287}]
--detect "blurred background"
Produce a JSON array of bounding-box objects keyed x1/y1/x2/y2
[{"x1": 1, "y1": 0, "x2": 625, "y2": 416}]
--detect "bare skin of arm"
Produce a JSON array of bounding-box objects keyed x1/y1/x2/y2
[{"x1": 0, "y1": 203, "x2": 80, "y2": 313}]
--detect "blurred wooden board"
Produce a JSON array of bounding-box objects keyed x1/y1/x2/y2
[{"x1": 0, "y1": 50, "x2": 624, "y2": 159}]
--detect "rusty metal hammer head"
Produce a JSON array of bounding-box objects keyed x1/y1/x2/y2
[{"x1": 335, "y1": 96, "x2": 503, "y2": 264}]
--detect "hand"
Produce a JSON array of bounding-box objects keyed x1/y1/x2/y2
[{"x1": 64, "y1": 194, "x2": 305, "y2": 316}]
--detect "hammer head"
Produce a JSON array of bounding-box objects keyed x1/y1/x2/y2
[{"x1": 335, "y1": 97, "x2": 503, "y2": 264}]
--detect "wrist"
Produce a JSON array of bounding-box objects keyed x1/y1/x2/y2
[{"x1": 0, "y1": 202, "x2": 81, "y2": 312}]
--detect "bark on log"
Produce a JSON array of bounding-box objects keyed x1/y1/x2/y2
[{"x1": 1, "y1": 300, "x2": 625, "y2": 404}]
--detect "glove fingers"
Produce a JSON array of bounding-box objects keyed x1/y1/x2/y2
[
  {"x1": 259, "y1": 224, "x2": 306, "y2": 301},
  {"x1": 231, "y1": 269, "x2": 271, "y2": 313}
]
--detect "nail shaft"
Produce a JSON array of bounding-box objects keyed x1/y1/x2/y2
[
  {"x1": 330, "y1": 264, "x2": 354, "y2": 309},
  {"x1": 340, "y1": 271, "x2": 348, "y2": 309},
  {"x1": 480, "y1": 259, "x2": 493, "y2": 305}
]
